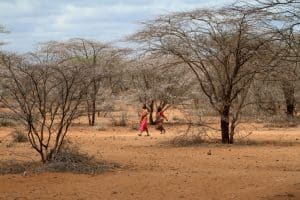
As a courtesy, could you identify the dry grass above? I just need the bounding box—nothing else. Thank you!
[0,113,21,127]
[0,118,16,127]
[43,142,120,174]
[111,113,128,127]
[168,133,204,147]
[0,161,36,175]
[93,125,107,132]
[264,116,300,128]
[11,129,28,143]
[130,123,139,131]
[234,139,298,147]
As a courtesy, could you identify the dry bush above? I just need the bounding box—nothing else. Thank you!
[40,142,120,174]
[168,126,207,146]
[130,123,139,131]
[0,142,120,175]
[264,115,300,128]
[0,161,35,175]
[172,115,180,122]
[11,129,28,143]
[93,125,107,132]
[111,113,128,127]
[170,115,187,124]
[169,133,204,147]
[0,113,20,127]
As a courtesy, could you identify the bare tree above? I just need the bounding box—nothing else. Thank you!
[47,38,127,126]
[240,0,300,116]
[128,55,193,124]
[0,44,93,163]
[277,29,300,117]
[248,0,300,22]
[129,7,278,143]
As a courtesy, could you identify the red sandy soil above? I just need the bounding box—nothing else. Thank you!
[0,122,300,200]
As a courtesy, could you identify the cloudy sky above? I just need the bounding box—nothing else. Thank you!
[0,0,236,53]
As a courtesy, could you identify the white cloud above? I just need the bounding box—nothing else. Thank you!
[0,0,237,52]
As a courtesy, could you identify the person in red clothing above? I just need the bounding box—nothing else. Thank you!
[138,104,150,136]
[155,106,168,134]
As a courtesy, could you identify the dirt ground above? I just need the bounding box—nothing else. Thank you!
[0,120,300,200]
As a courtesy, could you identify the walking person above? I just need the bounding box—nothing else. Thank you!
[155,106,168,134]
[138,104,150,136]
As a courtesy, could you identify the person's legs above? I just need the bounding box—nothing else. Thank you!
[158,124,164,134]
[145,127,150,136]
[145,130,150,136]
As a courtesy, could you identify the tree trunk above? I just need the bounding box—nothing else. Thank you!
[91,97,96,126]
[87,101,92,126]
[41,151,47,163]
[220,106,230,144]
[149,100,155,125]
[282,80,295,117]
[229,119,236,144]
[286,103,295,117]
[90,81,98,126]
[87,100,96,126]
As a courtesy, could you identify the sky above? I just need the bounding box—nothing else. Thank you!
[0,0,236,53]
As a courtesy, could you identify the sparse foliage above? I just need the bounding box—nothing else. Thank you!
[129,7,278,143]
[127,55,195,124]
[0,45,94,163]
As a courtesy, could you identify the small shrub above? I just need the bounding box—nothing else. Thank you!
[41,143,120,174]
[264,115,300,128]
[0,161,32,175]
[131,124,139,131]
[169,133,204,146]
[0,113,21,127]
[172,115,180,121]
[112,113,128,127]
[6,143,15,148]
[94,125,107,132]
[11,129,28,143]
[0,143,121,175]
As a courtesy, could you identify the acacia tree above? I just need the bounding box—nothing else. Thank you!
[281,31,300,116]
[50,38,127,126]
[248,39,299,117]
[243,0,300,116]
[274,26,300,117]
[128,56,193,124]
[270,35,300,117]
[130,7,277,143]
[247,0,300,22]
[0,43,93,163]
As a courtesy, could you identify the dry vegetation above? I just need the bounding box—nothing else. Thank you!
[0,0,299,199]
[0,140,120,175]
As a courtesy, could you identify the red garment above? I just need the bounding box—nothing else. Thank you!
[156,111,165,124]
[139,117,148,132]
[139,109,148,132]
